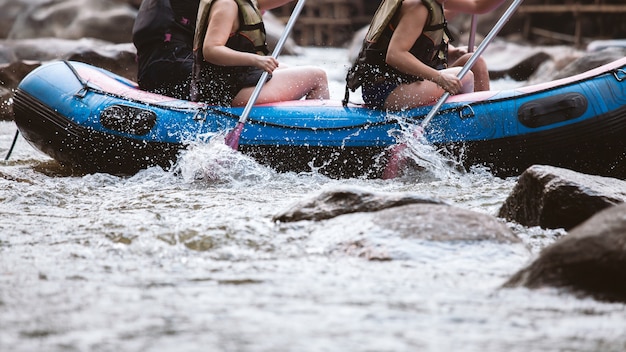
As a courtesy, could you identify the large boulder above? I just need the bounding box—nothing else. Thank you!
[7,0,137,44]
[0,61,41,120]
[273,186,446,222]
[0,0,48,39]
[274,187,520,244]
[498,165,626,230]
[503,202,626,303]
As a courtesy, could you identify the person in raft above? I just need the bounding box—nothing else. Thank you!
[343,0,507,111]
[190,0,330,106]
[132,0,201,100]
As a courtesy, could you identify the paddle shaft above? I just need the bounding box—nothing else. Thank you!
[421,0,524,128]
[236,0,306,124]
[468,15,478,53]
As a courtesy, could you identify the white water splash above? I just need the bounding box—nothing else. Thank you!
[171,134,276,185]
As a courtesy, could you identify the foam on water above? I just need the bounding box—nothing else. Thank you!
[2,46,626,352]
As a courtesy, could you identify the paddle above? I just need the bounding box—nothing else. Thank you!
[468,15,478,53]
[224,0,307,150]
[382,0,524,178]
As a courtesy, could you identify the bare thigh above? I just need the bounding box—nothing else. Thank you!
[232,66,328,106]
[384,67,474,111]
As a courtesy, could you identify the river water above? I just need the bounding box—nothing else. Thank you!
[1,47,625,352]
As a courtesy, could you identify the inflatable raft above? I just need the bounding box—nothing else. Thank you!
[12,58,626,178]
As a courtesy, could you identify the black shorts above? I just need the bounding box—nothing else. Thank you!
[137,44,193,100]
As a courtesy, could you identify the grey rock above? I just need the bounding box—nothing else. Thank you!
[498,165,626,230]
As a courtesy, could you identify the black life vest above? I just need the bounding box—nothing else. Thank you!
[343,0,453,106]
[193,0,268,56]
[132,0,199,50]
[190,0,269,104]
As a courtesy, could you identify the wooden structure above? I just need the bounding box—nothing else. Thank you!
[271,0,626,48]
[517,0,626,47]
[273,0,373,47]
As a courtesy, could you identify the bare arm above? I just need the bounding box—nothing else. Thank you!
[202,0,278,72]
[386,0,462,94]
[257,0,294,11]
[386,0,442,82]
[439,0,507,15]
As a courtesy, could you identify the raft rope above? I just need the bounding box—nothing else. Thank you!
[4,130,19,161]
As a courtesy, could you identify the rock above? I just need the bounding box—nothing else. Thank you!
[273,186,446,222]
[66,43,137,81]
[0,61,41,120]
[503,202,626,303]
[7,0,138,44]
[0,38,120,64]
[498,165,626,230]
[0,0,48,39]
[346,26,367,64]
[551,47,626,80]
[264,11,302,56]
[373,203,519,243]
[489,51,552,81]
[587,39,626,52]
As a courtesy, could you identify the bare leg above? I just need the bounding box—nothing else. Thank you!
[384,67,474,111]
[451,53,490,91]
[232,66,329,106]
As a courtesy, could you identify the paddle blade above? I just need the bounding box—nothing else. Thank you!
[224,122,244,150]
[382,143,407,179]
[381,126,424,179]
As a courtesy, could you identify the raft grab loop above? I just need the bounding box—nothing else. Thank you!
[459,104,475,119]
[613,68,626,82]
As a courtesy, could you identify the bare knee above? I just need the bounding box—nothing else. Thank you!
[306,68,329,99]
[471,57,490,91]
[460,70,475,94]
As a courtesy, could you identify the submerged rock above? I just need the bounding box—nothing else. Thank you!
[273,186,445,222]
[274,187,520,244]
[372,203,519,243]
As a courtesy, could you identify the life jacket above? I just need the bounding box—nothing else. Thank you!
[132,0,199,50]
[343,0,453,106]
[193,0,268,56]
[190,0,269,104]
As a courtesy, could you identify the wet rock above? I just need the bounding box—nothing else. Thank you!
[503,202,626,303]
[0,61,41,120]
[65,43,138,81]
[264,11,302,56]
[489,51,552,81]
[373,203,519,243]
[7,0,138,44]
[272,187,446,222]
[0,0,47,39]
[550,47,626,80]
[274,187,519,243]
[587,39,626,52]
[0,38,120,64]
[498,165,626,230]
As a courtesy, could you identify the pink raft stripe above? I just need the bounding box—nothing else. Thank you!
[73,56,626,110]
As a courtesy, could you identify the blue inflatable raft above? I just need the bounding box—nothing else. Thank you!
[12,58,626,178]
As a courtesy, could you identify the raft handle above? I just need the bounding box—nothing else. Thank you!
[613,68,626,82]
[459,105,475,119]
